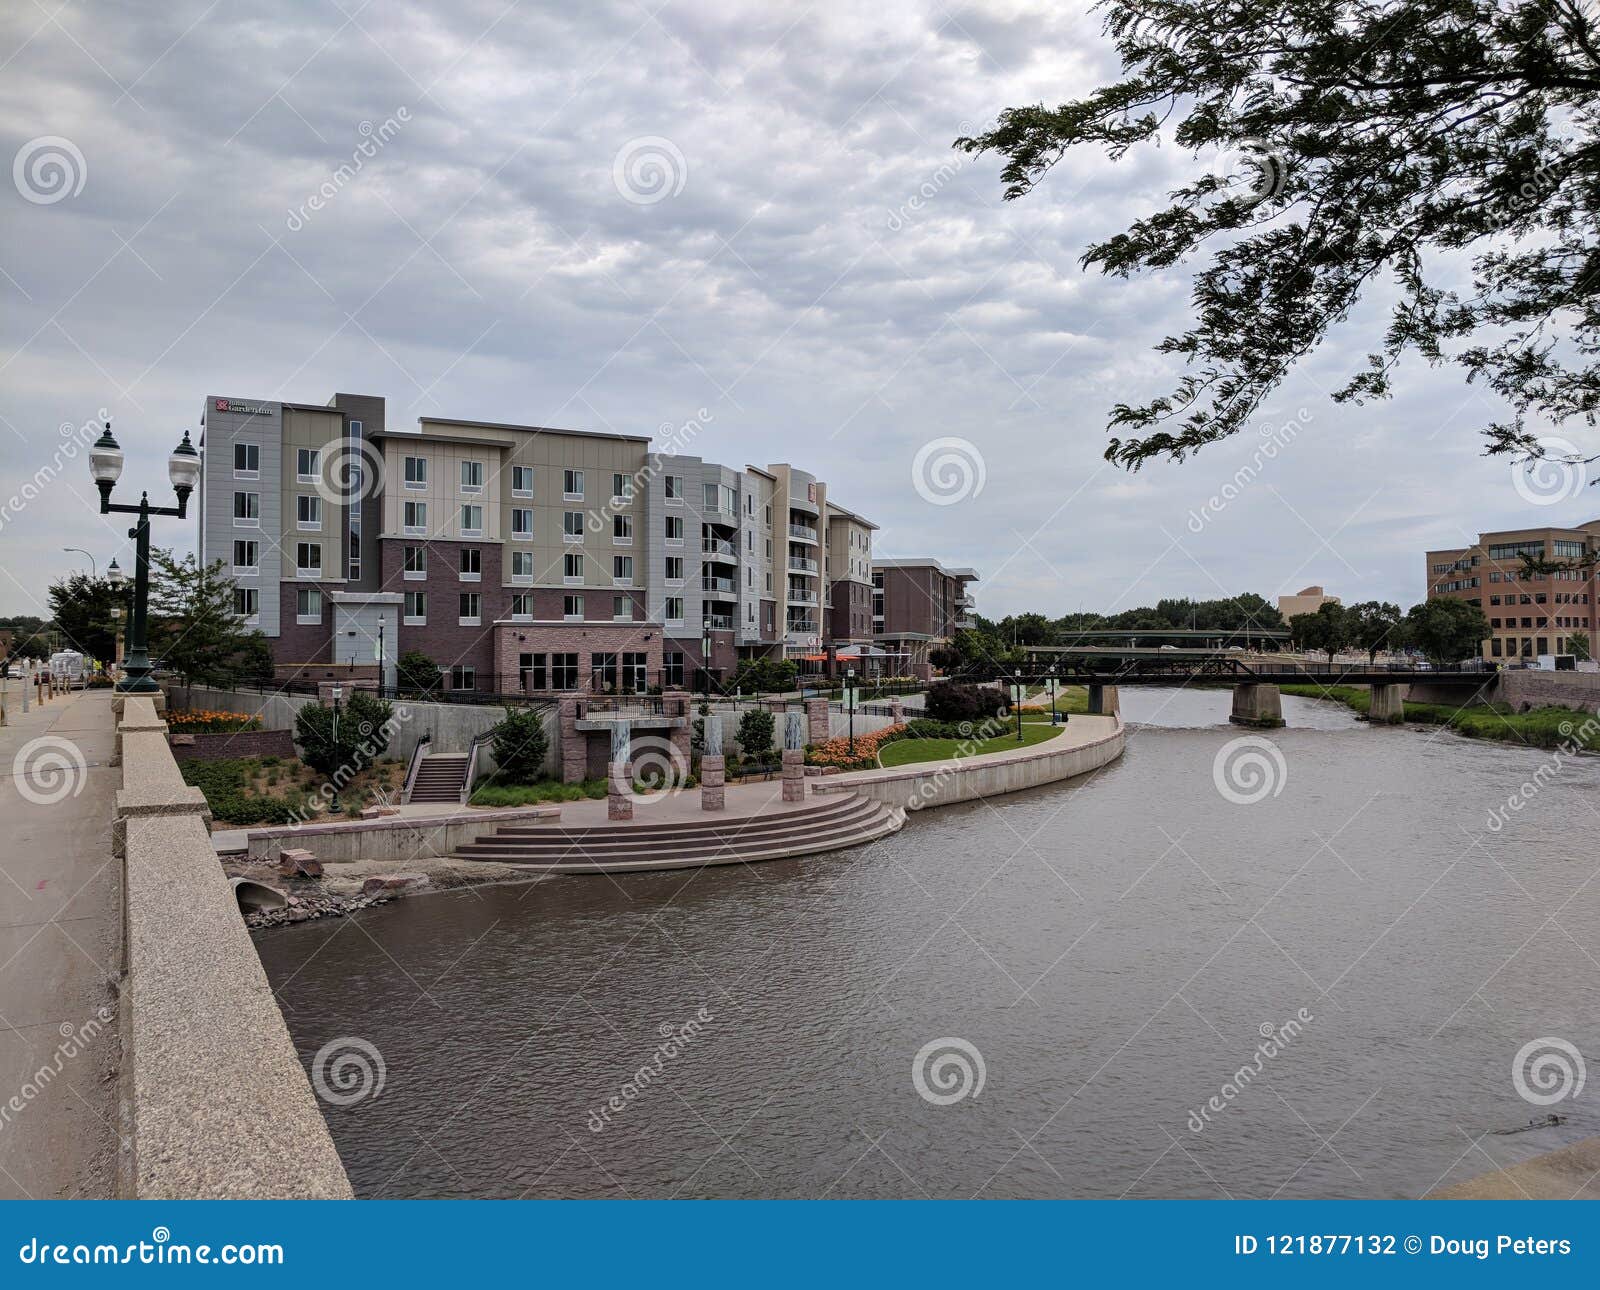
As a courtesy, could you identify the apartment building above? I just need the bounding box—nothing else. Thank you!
[871,558,979,677]
[1425,520,1600,661]
[197,392,914,691]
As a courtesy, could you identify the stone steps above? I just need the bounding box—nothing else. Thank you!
[454,794,903,871]
[407,754,469,803]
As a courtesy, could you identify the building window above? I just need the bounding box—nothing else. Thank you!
[511,550,534,579]
[611,472,633,501]
[563,511,584,543]
[450,665,476,691]
[512,465,533,495]
[459,547,481,580]
[613,595,632,622]
[294,495,319,530]
[404,456,427,489]
[512,507,533,538]
[703,483,719,509]
[404,591,427,624]
[403,545,426,579]
[665,474,682,501]
[511,593,534,619]
[613,555,633,584]
[296,587,322,623]
[233,442,259,477]
[296,447,320,482]
[458,592,480,625]
[232,540,259,571]
[295,542,322,577]
[665,596,684,624]
[551,652,578,689]
[665,557,684,583]
[563,552,583,583]
[563,469,584,499]
[519,652,548,691]
[461,460,484,492]
[233,491,260,525]
[665,515,683,544]
[461,504,483,537]
[404,500,427,533]
[563,594,583,620]
[613,514,633,544]
[232,587,259,618]
[664,651,684,687]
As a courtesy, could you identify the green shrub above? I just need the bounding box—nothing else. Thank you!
[488,706,550,785]
[925,681,1007,724]
[735,707,775,756]
[294,690,395,778]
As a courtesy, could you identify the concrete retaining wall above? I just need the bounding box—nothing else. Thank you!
[242,805,565,865]
[114,698,352,1199]
[825,715,1125,811]
[168,728,297,762]
[1492,669,1600,715]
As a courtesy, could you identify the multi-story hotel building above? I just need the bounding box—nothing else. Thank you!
[1425,519,1600,661]
[871,557,979,677]
[196,393,939,691]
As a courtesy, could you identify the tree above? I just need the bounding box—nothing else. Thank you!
[396,649,442,695]
[294,690,395,779]
[148,550,273,698]
[958,2,1600,475]
[1403,598,1490,666]
[487,706,550,784]
[46,572,121,663]
[735,707,775,759]
[1347,601,1404,664]
[1289,601,1349,662]
[1567,629,1590,661]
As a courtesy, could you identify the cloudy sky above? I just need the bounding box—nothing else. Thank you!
[1,0,1593,623]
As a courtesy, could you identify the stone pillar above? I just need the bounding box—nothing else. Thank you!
[664,689,693,770]
[1087,684,1121,716]
[1230,683,1285,728]
[559,693,586,784]
[1368,683,1405,725]
[890,700,904,722]
[805,697,829,744]
[607,762,634,820]
[782,710,806,802]
[700,721,725,811]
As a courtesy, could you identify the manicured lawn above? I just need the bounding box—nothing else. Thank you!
[1278,684,1600,750]
[470,779,610,806]
[877,721,1064,768]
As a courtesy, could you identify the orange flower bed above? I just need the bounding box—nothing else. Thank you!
[167,709,262,734]
[806,723,907,770]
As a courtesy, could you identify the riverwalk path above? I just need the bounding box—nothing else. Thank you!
[0,683,121,1198]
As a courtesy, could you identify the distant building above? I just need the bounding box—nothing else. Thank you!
[1425,520,1600,661]
[872,558,978,679]
[1277,585,1339,621]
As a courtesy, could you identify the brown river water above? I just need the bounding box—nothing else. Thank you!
[255,688,1600,1198]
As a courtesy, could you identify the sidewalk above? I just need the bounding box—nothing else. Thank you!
[0,684,122,1198]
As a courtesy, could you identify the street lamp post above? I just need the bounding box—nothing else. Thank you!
[846,666,856,758]
[62,547,96,577]
[89,421,200,695]
[329,684,344,812]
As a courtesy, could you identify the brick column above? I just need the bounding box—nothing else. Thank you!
[781,748,806,802]
[559,693,586,784]
[663,689,693,770]
[890,700,904,722]
[700,755,725,810]
[805,697,829,744]
[607,763,634,821]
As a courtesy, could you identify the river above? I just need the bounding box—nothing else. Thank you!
[256,687,1600,1198]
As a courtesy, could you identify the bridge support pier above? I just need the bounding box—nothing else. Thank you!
[1230,683,1284,728]
[1368,683,1405,725]
[1087,684,1120,717]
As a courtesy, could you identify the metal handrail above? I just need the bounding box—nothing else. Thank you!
[401,733,431,804]
[460,730,496,805]
[788,524,818,542]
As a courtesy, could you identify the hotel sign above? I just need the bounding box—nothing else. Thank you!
[214,398,273,416]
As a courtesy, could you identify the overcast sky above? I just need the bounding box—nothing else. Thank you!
[2,0,1595,624]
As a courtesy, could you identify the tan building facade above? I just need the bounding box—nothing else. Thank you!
[1276,585,1339,621]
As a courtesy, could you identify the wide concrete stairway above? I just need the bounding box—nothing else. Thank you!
[454,792,904,872]
[407,753,470,803]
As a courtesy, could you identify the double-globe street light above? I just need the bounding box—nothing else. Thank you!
[88,421,201,694]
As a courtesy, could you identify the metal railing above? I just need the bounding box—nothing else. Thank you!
[702,576,736,594]
[703,616,735,631]
[401,733,431,804]
[786,618,818,633]
[788,524,818,542]
[461,730,496,804]
[702,538,736,558]
[787,557,818,573]
[787,589,818,604]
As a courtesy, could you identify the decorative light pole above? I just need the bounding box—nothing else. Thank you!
[329,684,344,812]
[89,421,200,694]
[107,558,125,676]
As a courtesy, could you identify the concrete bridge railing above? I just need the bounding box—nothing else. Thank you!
[113,695,352,1199]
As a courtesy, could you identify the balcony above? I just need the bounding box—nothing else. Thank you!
[703,615,735,632]
[702,537,737,562]
[702,576,736,595]
[788,524,818,544]
[786,618,818,634]
[787,588,818,605]
[788,556,818,574]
